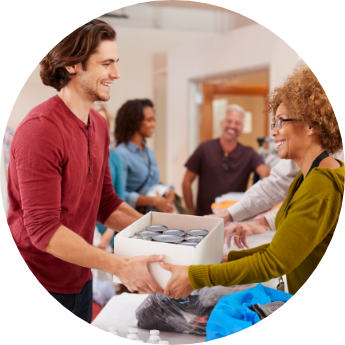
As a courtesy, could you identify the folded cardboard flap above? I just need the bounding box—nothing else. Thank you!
[113,212,224,289]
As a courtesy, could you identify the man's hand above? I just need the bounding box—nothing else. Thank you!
[116,254,165,295]
[224,218,270,249]
[205,210,233,223]
[160,263,193,299]
[154,192,174,213]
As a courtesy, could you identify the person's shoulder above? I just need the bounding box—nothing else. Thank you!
[114,142,128,155]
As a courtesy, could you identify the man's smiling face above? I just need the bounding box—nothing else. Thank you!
[74,40,120,102]
[220,110,244,142]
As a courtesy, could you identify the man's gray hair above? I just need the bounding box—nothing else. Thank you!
[224,104,246,120]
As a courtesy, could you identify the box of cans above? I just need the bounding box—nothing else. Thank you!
[113,212,224,289]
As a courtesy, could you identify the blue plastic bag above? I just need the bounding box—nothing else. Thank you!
[206,284,292,341]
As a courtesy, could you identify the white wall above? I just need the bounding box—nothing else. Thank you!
[8,26,212,151]
[166,23,299,195]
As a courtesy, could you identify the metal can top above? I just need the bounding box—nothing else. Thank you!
[179,242,198,246]
[141,236,152,241]
[153,234,184,243]
[186,229,209,237]
[145,225,168,232]
[163,229,185,237]
[184,236,203,243]
[138,230,159,238]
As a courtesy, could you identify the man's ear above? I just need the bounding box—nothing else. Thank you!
[65,65,77,75]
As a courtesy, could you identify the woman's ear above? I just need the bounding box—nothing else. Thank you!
[308,127,314,135]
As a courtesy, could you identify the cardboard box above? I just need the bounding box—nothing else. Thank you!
[113,212,224,289]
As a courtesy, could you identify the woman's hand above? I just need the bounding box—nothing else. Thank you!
[160,262,193,299]
[154,192,174,213]
[165,188,175,204]
[204,210,233,223]
[224,218,270,249]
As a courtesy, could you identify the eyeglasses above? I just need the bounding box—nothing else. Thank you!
[271,118,301,130]
[222,153,229,171]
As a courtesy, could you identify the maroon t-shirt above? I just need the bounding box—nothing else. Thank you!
[185,139,264,216]
[7,95,123,294]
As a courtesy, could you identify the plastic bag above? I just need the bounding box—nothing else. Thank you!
[135,284,257,335]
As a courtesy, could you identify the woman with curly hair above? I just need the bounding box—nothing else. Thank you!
[160,66,344,299]
[114,99,175,213]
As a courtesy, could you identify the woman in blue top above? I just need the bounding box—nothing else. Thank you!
[114,99,175,213]
[93,102,125,249]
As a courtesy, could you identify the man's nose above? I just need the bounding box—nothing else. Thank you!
[110,65,121,79]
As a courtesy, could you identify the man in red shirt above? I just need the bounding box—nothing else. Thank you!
[7,19,163,322]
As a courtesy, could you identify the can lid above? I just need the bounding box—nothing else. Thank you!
[186,229,209,236]
[163,230,185,236]
[159,342,169,345]
[184,236,203,242]
[145,225,168,232]
[138,231,158,238]
[140,236,152,241]
[180,242,198,246]
[108,326,118,332]
[127,334,138,340]
[153,235,183,243]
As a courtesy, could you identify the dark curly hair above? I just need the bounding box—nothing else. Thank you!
[40,19,116,91]
[268,66,342,153]
[115,99,154,146]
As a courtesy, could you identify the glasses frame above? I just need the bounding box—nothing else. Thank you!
[222,153,230,171]
[271,118,301,131]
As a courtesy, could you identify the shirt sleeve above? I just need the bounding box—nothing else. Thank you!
[227,159,299,221]
[264,208,280,231]
[188,196,337,290]
[12,118,64,252]
[185,144,203,175]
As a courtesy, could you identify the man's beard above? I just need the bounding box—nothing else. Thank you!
[79,75,110,102]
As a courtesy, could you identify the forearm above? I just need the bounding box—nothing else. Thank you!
[182,182,194,212]
[46,225,124,275]
[104,202,142,232]
[136,195,156,207]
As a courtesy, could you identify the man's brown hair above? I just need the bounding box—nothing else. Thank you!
[40,19,116,91]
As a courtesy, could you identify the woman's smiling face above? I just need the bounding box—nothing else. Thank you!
[271,103,309,160]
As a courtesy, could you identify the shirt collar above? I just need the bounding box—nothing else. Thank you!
[127,141,146,153]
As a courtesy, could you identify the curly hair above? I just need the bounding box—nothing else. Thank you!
[40,19,116,91]
[115,99,154,146]
[268,66,342,153]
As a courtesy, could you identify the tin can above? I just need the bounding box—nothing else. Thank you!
[163,229,185,237]
[138,231,159,238]
[152,234,184,244]
[179,242,198,246]
[186,229,209,237]
[184,236,203,243]
[140,236,152,241]
[145,225,168,232]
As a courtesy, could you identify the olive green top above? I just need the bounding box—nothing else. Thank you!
[188,160,344,295]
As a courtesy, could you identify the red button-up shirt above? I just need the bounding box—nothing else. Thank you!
[7,95,123,293]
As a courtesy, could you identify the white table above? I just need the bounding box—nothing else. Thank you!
[92,293,206,344]
[92,230,281,344]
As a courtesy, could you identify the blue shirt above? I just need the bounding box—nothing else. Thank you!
[96,150,125,246]
[115,141,159,208]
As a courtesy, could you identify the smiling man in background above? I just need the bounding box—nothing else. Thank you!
[182,104,270,216]
[7,19,163,323]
